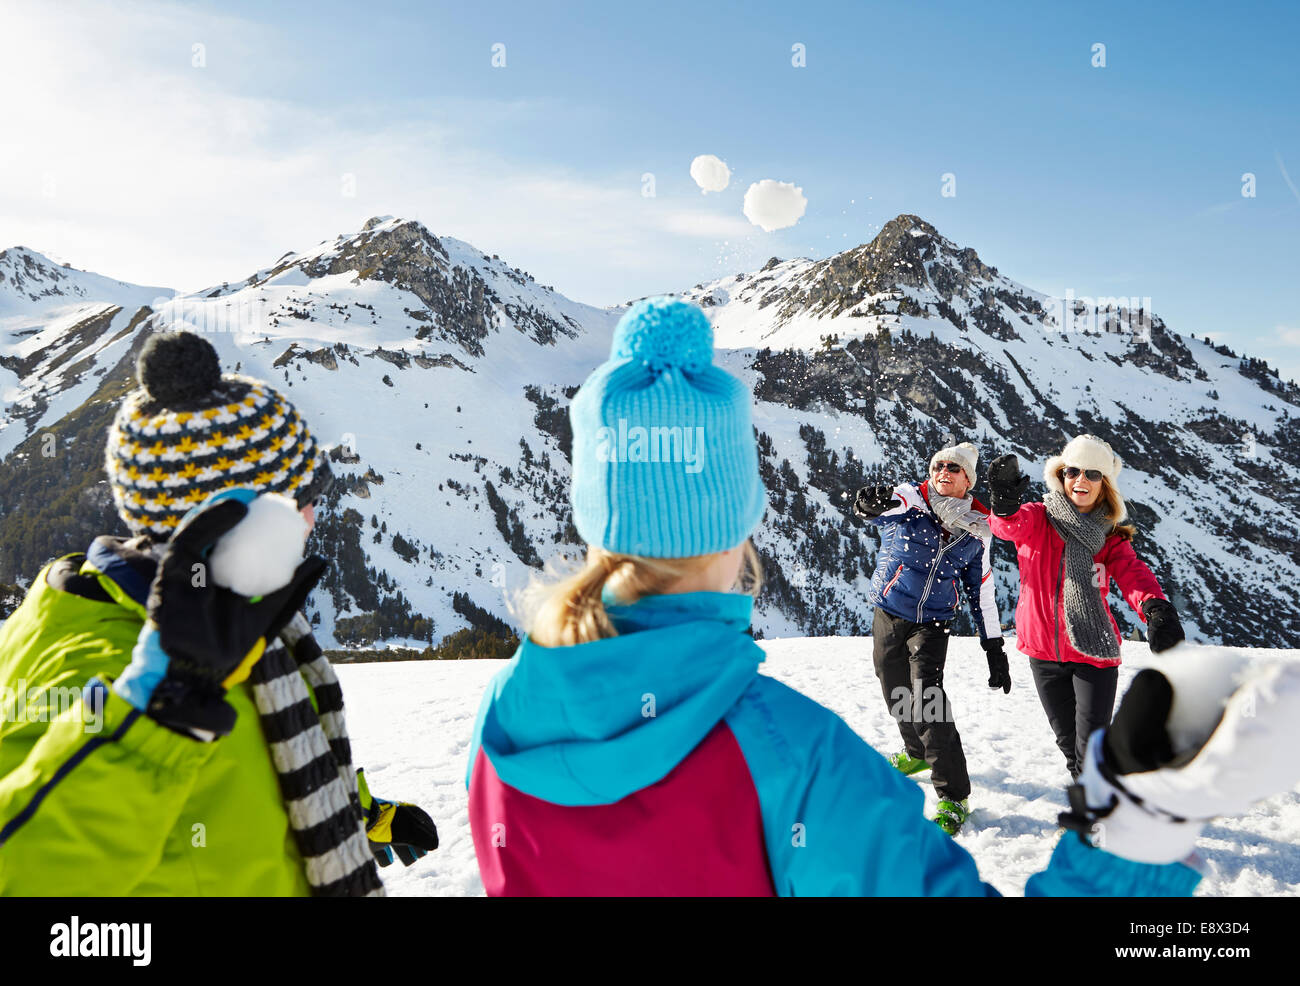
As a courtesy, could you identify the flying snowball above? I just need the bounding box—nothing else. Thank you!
[690,154,731,193]
[208,492,310,598]
[743,180,807,232]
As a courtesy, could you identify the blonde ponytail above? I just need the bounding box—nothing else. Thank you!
[517,541,764,648]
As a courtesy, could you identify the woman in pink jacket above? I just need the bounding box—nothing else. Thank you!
[985,435,1185,778]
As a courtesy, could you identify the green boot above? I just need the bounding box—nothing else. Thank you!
[934,798,971,836]
[888,751,930,776]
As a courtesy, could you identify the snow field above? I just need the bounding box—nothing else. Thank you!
[337,636,1300,897]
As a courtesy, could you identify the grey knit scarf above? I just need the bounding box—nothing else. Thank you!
[248,612,385,897]
[928,491,991,540]
[1044,491,1118,660]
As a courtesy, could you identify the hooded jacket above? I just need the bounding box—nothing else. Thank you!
[466,589,1198,896]
[0,538,314,895]
[862,480,1002,638]
[990,502,1166,668]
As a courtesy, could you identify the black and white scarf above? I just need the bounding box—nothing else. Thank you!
[1044,490,1119,660]
[96,535,382,896]
[248,612,384,897]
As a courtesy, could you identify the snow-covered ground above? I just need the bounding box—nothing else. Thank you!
[338,636,1300,897]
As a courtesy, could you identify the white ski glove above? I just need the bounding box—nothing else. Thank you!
[1062,643,1300,865]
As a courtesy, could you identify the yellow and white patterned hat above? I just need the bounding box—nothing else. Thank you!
[105,332,332,537]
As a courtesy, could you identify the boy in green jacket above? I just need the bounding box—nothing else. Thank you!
[0,332,436,896]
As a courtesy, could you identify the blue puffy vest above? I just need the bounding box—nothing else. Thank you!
[864,480,994,634]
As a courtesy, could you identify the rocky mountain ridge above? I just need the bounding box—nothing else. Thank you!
[1,215,1295,648]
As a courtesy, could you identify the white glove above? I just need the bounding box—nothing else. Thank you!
[1064,643,1300,865]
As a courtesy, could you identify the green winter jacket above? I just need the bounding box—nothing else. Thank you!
[0,546,312,896]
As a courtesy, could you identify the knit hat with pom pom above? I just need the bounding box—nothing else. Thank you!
[105,332,332,537]
[569,296,767,558]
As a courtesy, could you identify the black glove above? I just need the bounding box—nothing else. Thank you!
[1141,598,1185,653]
[987,453,1030,517]
[982,638,1011,693]
[141,498,328,737]
[853,484,898,519]
[357,769,440,867]
[1103,669,1178,773]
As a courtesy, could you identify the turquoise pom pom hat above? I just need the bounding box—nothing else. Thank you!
[569,296,767,558]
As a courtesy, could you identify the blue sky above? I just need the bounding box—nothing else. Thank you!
[2,0,1297,378]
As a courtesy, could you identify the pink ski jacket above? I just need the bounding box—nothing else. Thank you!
[989,502,1166,668]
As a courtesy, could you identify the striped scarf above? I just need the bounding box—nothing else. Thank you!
[249,612,385,897]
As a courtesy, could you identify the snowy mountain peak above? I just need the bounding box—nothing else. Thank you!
[747,212,1004,324]
[0,247,167,318]
[3,214,1298,655]
[162,215,609,361]
[694,214,1188,372]
[0,246,71,297]
[851,213,999,289]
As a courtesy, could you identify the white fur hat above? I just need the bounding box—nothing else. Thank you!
[1044,434,1127,522]
[930,441,979,488]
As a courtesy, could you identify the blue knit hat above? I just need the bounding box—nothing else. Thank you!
[569,296,767,558]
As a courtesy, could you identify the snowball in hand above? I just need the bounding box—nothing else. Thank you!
[743,179,807,231]
[208,493,310,597]
[690,154,731,193]
[1151,644,1252,755]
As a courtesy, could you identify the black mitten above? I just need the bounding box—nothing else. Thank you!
[1141,598,1186,653]
[853,484,898,519]
[139,498,327,737]
[982,638,1011,694]
[987,454,1030,517]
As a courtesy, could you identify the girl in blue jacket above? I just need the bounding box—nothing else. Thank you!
[465,296,1273,897]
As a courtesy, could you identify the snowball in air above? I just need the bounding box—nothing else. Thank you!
[690,155,731,193]
[743,180,807,231]
[208,493,310,598]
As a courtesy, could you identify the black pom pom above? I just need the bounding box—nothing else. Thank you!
[137,332,222,406]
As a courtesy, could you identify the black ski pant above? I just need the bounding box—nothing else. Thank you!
[1029,658,1119,779]
[871,607,970,802]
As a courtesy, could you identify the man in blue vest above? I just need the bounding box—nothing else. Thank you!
[854,442,1009,835]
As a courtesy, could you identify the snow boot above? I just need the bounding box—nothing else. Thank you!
[934,798,971,836]
[889,751,930,776]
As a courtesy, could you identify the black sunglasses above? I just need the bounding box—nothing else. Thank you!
[1062,467,1103,482]
[931,461,964,474]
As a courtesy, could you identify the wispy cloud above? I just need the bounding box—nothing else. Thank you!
[1194,200,1241,219]
[1277,153,1300,209]
[654,211,758,239]
[0,0,762,305]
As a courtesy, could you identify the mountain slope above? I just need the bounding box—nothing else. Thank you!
[0,219,616,643]
[1,215,1296,649]
[0,247,171,460]
[686,216,1300,646]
